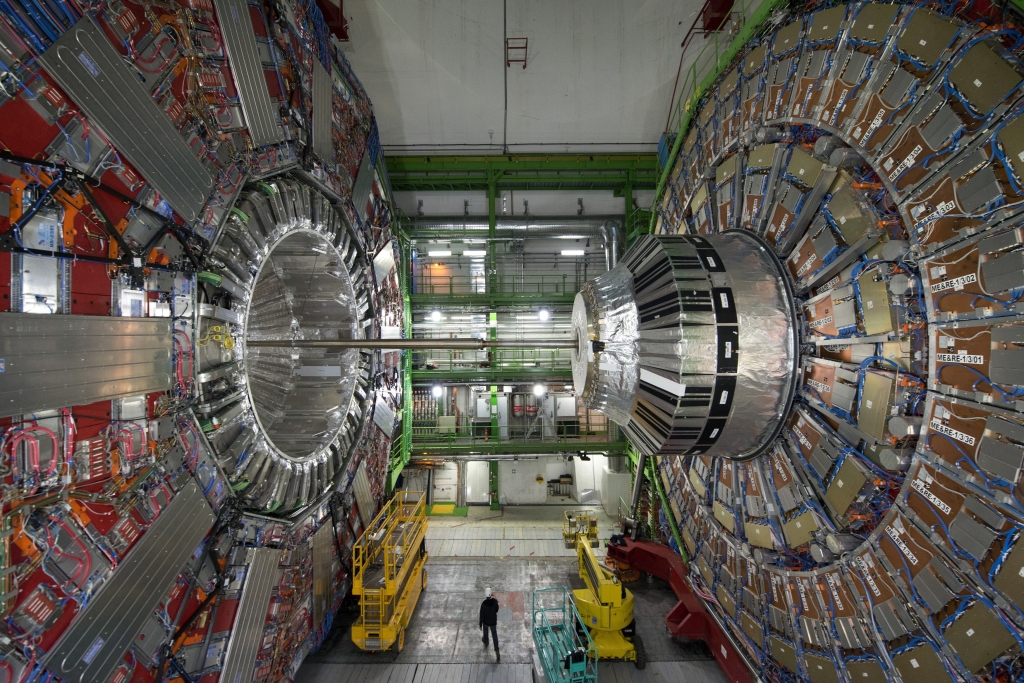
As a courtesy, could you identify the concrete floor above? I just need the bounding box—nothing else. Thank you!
[424,505,619,559]
[296,506,726,683]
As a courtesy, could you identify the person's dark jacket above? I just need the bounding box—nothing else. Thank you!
[479,597,500,626]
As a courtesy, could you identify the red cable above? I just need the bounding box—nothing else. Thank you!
[56,519,92,583]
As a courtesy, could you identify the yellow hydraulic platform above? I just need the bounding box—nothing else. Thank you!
[568,521,646,668]
[351,491,428,652]
[562,510,600,549]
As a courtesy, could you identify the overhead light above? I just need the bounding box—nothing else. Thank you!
[561,249,585,256]
[432,385,443,398]
[428,250,451,257]
[533,384,546,397]
[538,308,550,321]
[463,250,486,257]
[431,310,441,322]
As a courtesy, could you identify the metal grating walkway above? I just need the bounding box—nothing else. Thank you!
[297,660,728,683]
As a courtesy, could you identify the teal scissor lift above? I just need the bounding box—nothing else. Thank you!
[532,587,598,683]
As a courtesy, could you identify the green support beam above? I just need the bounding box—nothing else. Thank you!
[410,293,576,308]
[411,368,572,383]
[387,154,658,193]
[489,461,500,510]
[410,441,628,456]
[388,233,415,492]
[648,453,687,563]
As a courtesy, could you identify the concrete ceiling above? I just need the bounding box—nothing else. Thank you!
[339,0,704,153]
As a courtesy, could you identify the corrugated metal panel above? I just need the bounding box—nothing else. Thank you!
[220,547,280,683]
[42,481,215,683]
[0,313,172,418]
[351,148,374,221]
[312,60,333,163]
[214,0,283,147]
[312,523,332,627]
[353,460,376,528]
[38,16,214,223]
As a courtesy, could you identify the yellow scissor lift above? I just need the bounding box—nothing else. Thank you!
[351,491,428,652]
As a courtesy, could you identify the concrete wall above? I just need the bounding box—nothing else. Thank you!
[466,461,490,504]
[600,465,632,518]
[573,457,597,501]
[497,460,548,504]
[408,457,612,506]
[341,0,708,154]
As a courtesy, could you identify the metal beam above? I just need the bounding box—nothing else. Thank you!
[388,154,657,173]
[247,338,575,350]
[387,154,658,193]
[410,367,572,383]
[410,293,576,308]
[409,441,628,456]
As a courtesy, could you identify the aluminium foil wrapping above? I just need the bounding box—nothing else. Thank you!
[573,232,797,459]
[574,263,638,426]
[706,231,798,458]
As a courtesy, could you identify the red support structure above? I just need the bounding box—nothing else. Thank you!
[606,538,756,683]
[702,0,734,32]
[314,0,349,41]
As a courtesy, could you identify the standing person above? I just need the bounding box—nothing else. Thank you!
[479,587,500,662]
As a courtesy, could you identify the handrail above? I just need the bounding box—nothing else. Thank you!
[388,227,414,492]
[409,424,615,447]
[532,586,598,682]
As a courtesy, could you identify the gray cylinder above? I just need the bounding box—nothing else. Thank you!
[571,232,799,460]
[813,135,841,160]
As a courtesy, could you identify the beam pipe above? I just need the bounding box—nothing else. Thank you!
[246,339,577,350]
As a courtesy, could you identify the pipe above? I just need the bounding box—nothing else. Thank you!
[609,222,619,267]
[607,455,627,472]
[629,452,647,518]
[456,460,467,507]
[407,215,624,240]
[246,339,577,350]
[410,455,542,461]
[598,223,611,271]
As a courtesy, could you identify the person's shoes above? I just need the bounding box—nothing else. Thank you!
[496,651,500,663]
[482,637,487,647]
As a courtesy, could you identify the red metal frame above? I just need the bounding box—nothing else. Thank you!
[606,538,756,683]
[314,0,349,41]
[506,37,528,68]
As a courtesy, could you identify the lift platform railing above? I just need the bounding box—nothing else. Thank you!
[532,587,597,683]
